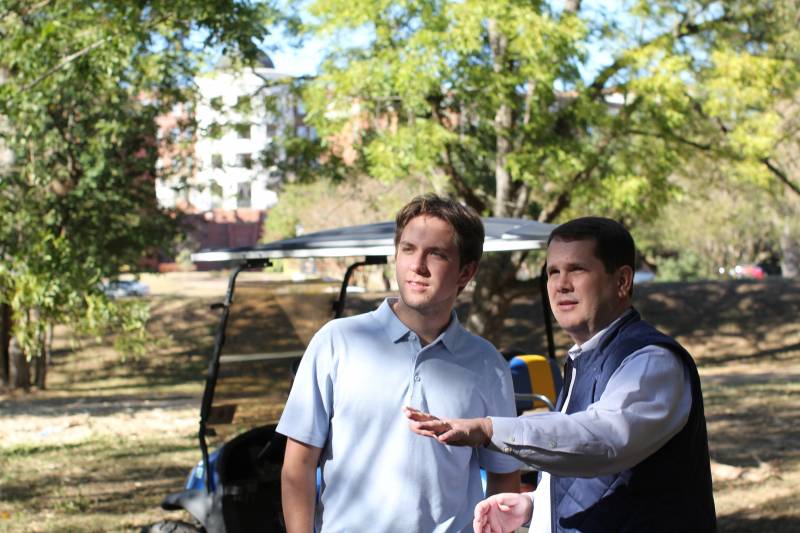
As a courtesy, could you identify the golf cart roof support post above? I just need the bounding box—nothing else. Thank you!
[332,255,388,319]
[332,260,366,319]
[198,258,271,494]
[540,263,556,361]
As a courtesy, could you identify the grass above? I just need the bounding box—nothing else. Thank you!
[0,433,199,532]
[1,273,799,531]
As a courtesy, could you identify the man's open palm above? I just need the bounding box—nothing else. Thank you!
[473,493,533,533]
[403,406,492,447]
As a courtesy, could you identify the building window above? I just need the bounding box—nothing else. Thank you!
[262,95,278,114]
[236,153,253,169]
[210,180,224,209]
[235,96,252,114]
[211,153,223,169]
[210,96,224,111]
[235,123,251,139]
[237,182,251,208]
[207,122,223,139]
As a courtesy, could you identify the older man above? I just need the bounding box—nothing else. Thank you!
[406,216,716,532]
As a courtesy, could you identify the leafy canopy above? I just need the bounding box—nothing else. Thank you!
[0,0,280,363]
[290,0,798,225]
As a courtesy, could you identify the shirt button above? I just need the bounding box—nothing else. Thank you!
[414,374,421,382]
[409,333,417,341]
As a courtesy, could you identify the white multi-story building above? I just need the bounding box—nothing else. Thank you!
[157,53,308,213]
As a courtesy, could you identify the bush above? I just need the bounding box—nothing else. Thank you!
[656,252,707,282]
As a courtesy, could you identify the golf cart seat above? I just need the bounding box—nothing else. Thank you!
[510,354,562,413]
[216,424,287,532]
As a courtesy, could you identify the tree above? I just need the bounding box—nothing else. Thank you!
[0,0,281,389]
[278,0,800,342]
[262,175,430,242]
[635,175,782,280]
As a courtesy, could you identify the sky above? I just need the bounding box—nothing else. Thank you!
[267,37,327,77]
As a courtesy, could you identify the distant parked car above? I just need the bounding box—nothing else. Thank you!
[633,270,656,284]
[102,279,150,298]
[724,264,766,280]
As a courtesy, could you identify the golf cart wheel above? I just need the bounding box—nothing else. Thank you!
[140,520,203,533]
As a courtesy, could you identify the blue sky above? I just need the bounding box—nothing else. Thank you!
[268,38,326,76]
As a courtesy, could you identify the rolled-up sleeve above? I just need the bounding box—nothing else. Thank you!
[275,326,337,448]
[489,345,691,477]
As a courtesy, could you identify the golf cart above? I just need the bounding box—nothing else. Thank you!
[143,218,561,533]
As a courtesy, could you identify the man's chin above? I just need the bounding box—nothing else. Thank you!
[397,295,429,311]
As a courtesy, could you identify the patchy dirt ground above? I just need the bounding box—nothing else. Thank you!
[0,273,798,532]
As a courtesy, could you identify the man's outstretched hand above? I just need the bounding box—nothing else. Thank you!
[403,406,493,447]
[473,493,533,533]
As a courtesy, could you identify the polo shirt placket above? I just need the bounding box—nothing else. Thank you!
[407,332,423,405]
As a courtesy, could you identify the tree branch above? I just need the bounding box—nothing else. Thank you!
[761,157,800,196]
[626,128,713,151]
[1,0,52,22]
[441,142,486,213]
[539,136,613,222]
[24,36,111,90]
[427,94,486,213]
[587,13,734,99]
[688,95,800,196]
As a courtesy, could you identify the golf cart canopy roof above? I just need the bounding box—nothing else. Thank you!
[191,217,556,263]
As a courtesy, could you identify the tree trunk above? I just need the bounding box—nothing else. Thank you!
[34,322,51,389]
[9,336,30,391]
[34,348,46,389]
[780,225,800,278]
[488,19,513,218]
[466,254,519,348]
[1,303,10,387]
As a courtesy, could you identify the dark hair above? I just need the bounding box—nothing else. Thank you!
[547,216,635,274]
[394,194,484,267]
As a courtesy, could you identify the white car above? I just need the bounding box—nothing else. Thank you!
[102,279,150,298]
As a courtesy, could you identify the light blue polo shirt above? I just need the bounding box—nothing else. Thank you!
[276,298,520,533]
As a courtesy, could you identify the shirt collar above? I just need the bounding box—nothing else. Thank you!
[374,298,462,354]
[567,307,634,360]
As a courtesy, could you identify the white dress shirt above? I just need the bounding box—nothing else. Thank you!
[488,312,692,532]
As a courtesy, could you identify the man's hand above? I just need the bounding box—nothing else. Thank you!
[403,406,493,447]
[473,493,533,533]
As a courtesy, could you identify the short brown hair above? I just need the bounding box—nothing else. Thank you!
[547,216,635,274]
[394,194,484,267]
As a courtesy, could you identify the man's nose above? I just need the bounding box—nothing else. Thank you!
[410,252,429,274]
[554,274,571,292]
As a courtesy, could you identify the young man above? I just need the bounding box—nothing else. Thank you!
[406,217,716,532]
[277,194,520,532]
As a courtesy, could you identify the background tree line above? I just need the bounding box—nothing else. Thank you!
[2,0,798,390]
[0,0,284,390]
[267,0,800,343]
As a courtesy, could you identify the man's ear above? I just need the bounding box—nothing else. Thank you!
[618,265,634,298]
[458,261,479,290]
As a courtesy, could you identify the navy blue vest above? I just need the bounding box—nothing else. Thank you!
[550,309,716,532]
